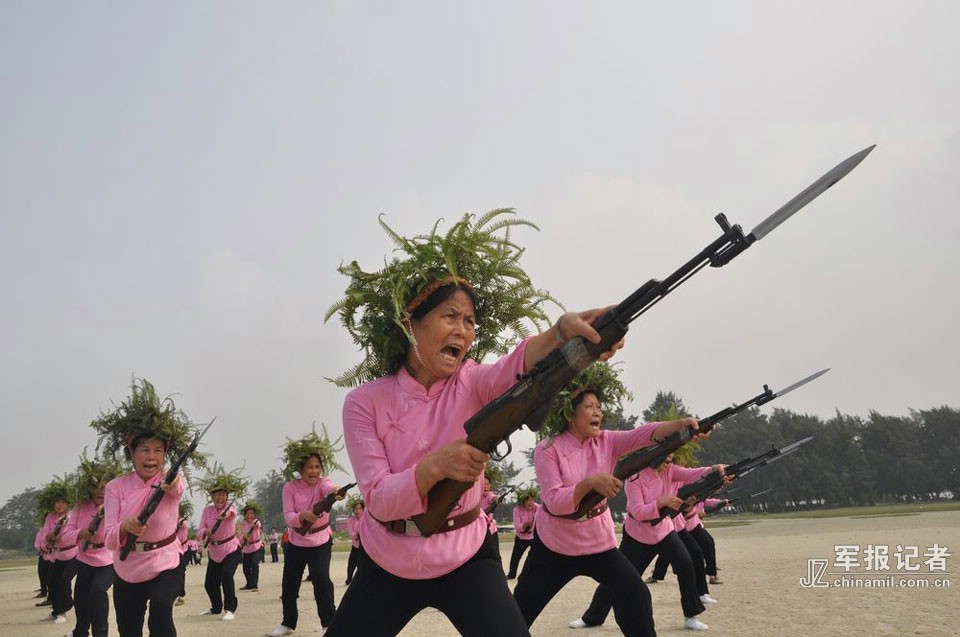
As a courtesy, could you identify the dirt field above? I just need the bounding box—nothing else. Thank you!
[3,510,956,636]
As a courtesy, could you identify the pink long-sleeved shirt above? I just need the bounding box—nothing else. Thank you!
[512,503,540,541]
[60,500,111,568]
[198,503,240,562]
[342,342,527,579]
[533,424,660,557]
[240,520,263,554]
[623,464,713,545]
[283,477,336,547]
[104,471,184,583]
[39,511,77,561]
[347,515,361,549]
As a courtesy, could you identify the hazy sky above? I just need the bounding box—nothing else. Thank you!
[2,2,958,508]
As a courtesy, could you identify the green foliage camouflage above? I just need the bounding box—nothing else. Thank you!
[89,378,208,479]
[538,362,633,440]
[240,500,263,517]
[324,209,561,387]
[281,425,345,480]
[74,450,125,502]
[35,474,76,524]
[515,484,540,505]
[345,493,364,510]
[199,461,250,500]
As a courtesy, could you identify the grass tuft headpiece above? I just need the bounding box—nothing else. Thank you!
[179,500,194,520]
[538,362,633,440]
[515,484,540,506]
[281,424,345,480]
[89,377,208,479]
[198,462,249,501]
[74,450,124,502]
[324,209,561,387]
[241,501,263,517]
[35,474,76,524]
[346,493,364,510]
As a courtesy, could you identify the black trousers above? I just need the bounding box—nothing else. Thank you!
[270,543,279,562]
[176,551,191,597]
[51,557,79,615]
[582,531,705,624]
[326,531,528,637]
[113,567,179,637]
[203,548,241,613]
[71,562,115,637]
[512,534,655,637]
[242,550,260,588]
[345,544,360,584]
[654,530,708,595]
[39,556,53,597]
[688,524,718,576]
[280,539,336,629]
[506,537,533,578]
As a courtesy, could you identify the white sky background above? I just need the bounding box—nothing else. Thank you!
[2,1,958,507]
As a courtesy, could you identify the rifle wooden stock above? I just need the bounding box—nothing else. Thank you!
[296,482,356,535]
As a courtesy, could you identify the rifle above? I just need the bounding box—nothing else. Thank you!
[242,519,261,544]
[296,482,356,535]
[649,436,814,525]
[119,419,214,561]
[562,369,827,520]
[45,514,69,552]
[202,498,236,549]
[411,146,872,536]
[80,506,105,551]
[484,485,518,515]
[703,488,773,515]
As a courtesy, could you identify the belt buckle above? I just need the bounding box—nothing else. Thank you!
[134,542,148,553]
[402,519,422,537]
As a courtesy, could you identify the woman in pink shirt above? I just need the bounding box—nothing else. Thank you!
[267,430,347,637]
[197,466,246,621]
[239,502,264,591]
[37,476,78,624]
[573,453,722,631]
[345,498,364,585]
[92,377,206,637]
[512,380,703,637]
[324,212,622,637]
[506,487,540,580]
[174,500,193,606]
[61,456,123,637]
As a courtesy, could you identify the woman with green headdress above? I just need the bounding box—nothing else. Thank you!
[264,427,346,636]
[197,463,248,621]
[238,501,264,591]
[93,378,205,637]
[36,474,78,625]
[323,211,624,637]
[506,485,540,580]
[512,363,707,637]
[60,453,124,637]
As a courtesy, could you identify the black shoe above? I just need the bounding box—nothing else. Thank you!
[36,600,52,607]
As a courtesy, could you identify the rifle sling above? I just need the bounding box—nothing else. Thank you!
[380,506,481,537]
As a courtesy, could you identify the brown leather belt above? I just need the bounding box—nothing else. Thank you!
[51,545,77,552]
[295,522,330,536]
[381,507,480,537]
[209,536,236,547]
[550,502,608,521]
[132,532,178,553]
[83,542,105,550]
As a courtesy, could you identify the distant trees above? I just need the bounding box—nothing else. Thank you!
[0,488,38,550]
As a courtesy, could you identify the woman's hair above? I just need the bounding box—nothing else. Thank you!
[299,451,325,474]
[569,388,602,413]
[409,282,479,321]
[126,434,168,460]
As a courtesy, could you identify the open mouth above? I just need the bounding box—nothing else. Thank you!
[590,418,601,429]
[441,345,462,362]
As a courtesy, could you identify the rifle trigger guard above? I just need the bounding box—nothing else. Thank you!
[489,439,512,462]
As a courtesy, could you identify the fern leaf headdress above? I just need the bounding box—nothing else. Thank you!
[324,209,561,387]
[74,450,125,502]
[241,501,263,517]
[198,462,250,499]
[281,424,345,480]
[89,378,208,479]
[515,484,540,506]
[36,474,77,522]
[538,362,633,440]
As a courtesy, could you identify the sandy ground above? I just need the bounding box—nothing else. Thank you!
[3,510,957,636]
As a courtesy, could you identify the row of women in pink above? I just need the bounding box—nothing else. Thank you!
[197,492,240,619]
[574,453,721,631]
[511,389,701,637]
[324,279,628,636]
[61,488,114,637]
[103,436,184,637]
